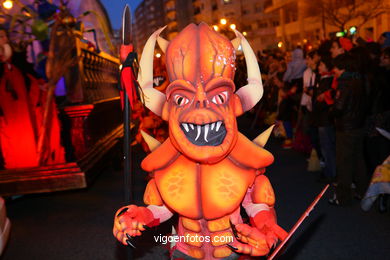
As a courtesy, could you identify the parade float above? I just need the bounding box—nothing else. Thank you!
[0,0,122,196]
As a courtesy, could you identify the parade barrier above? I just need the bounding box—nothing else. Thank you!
[0,39,123,196]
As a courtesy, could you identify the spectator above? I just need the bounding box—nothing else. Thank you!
[330,37,353,58]
[278,47,306,149]
[313,56,336,183]
[301,51,322,158]
[378,32,390,49]
[329,53,368,206]
[364,47,390,177]
[283,47,306,90]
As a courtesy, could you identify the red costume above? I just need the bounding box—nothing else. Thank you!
[0,62,38,168]
[0,43,64,169]
[114,23,287,259]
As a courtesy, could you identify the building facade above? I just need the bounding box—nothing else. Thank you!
[135,0,279,53]
[134,0,166,54]
[265,0,390,49]
[191,0,279,51]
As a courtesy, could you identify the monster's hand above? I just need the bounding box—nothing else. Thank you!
[252,210,288,246]
[229,223,271,256]
[229,211,287,256]
[113,205,159,246]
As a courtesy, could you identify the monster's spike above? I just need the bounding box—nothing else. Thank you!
[252,125,275,147]
[141,130,161,151]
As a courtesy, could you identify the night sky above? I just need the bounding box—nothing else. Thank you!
[100,0,142,29]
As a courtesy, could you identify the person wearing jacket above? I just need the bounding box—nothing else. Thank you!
[312,56,336,183]
[329,53,368,206]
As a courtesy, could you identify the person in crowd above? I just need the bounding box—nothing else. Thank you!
[312,56,336,183]
[275,68,294,147]
[300,50,322,156]
[364,46,390,176]
[277,47,306,149]
[263,57,281,115]
[330,37,353,58]
[378,32,390,49]
[283,47,306,90]
[329,53,368,206]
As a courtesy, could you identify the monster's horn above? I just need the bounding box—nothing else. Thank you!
[138,26,167,116]
[232,29,263,112]
[157,36,169,53]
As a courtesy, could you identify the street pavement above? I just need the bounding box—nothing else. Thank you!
[2,116,390,260]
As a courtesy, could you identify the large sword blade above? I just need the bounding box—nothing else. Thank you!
[122,5,132,45]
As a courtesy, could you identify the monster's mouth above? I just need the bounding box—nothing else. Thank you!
[180,121,226,146]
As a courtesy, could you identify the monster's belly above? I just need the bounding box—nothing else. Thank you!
[154,155,256,220]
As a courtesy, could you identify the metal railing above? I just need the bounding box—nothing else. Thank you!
[67,38,120,104]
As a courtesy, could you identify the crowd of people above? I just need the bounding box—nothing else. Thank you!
[254,33,390,207]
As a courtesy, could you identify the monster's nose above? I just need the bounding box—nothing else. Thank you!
[195,100,209,108]
[195,86,209,108]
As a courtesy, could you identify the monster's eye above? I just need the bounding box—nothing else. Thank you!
[174,95,189,106]
[211,91,228,105]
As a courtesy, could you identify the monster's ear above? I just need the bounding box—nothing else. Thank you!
[161,101,169,121]
[233,94,244,116]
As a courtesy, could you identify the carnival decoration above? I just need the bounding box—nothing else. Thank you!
[113,22,291,259]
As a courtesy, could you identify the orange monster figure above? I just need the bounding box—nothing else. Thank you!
[113,23,288,259]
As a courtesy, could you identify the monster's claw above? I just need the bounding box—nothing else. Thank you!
[230,220,239,239]
[143,225,150,230]
[126,239,136,248]
[117,207,129,217]
[125,233,136,248]
[227,244,238,251]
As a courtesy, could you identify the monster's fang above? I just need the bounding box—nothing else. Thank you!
[180,121,226,146]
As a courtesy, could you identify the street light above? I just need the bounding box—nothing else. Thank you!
[3,0,13,9]
[277,41,283,48]
[229,24,236,30]
[213,25,219,31]
[243,31,247,36]
[220,18,227,25]
[155,53,161,58]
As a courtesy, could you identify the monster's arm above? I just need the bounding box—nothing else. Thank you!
[143,179,174,225]
[242,174,288,241]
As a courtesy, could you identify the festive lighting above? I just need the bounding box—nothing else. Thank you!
[3,0,13,9]
[229,24,236,30]
[213,25,219,31]
[349,26,357,35]
[155,53,161,58]
[277,41,283,48]
[220,18,227,25]
[243,31,247,36]
[336,31,345,37]
[303,39,307,43]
